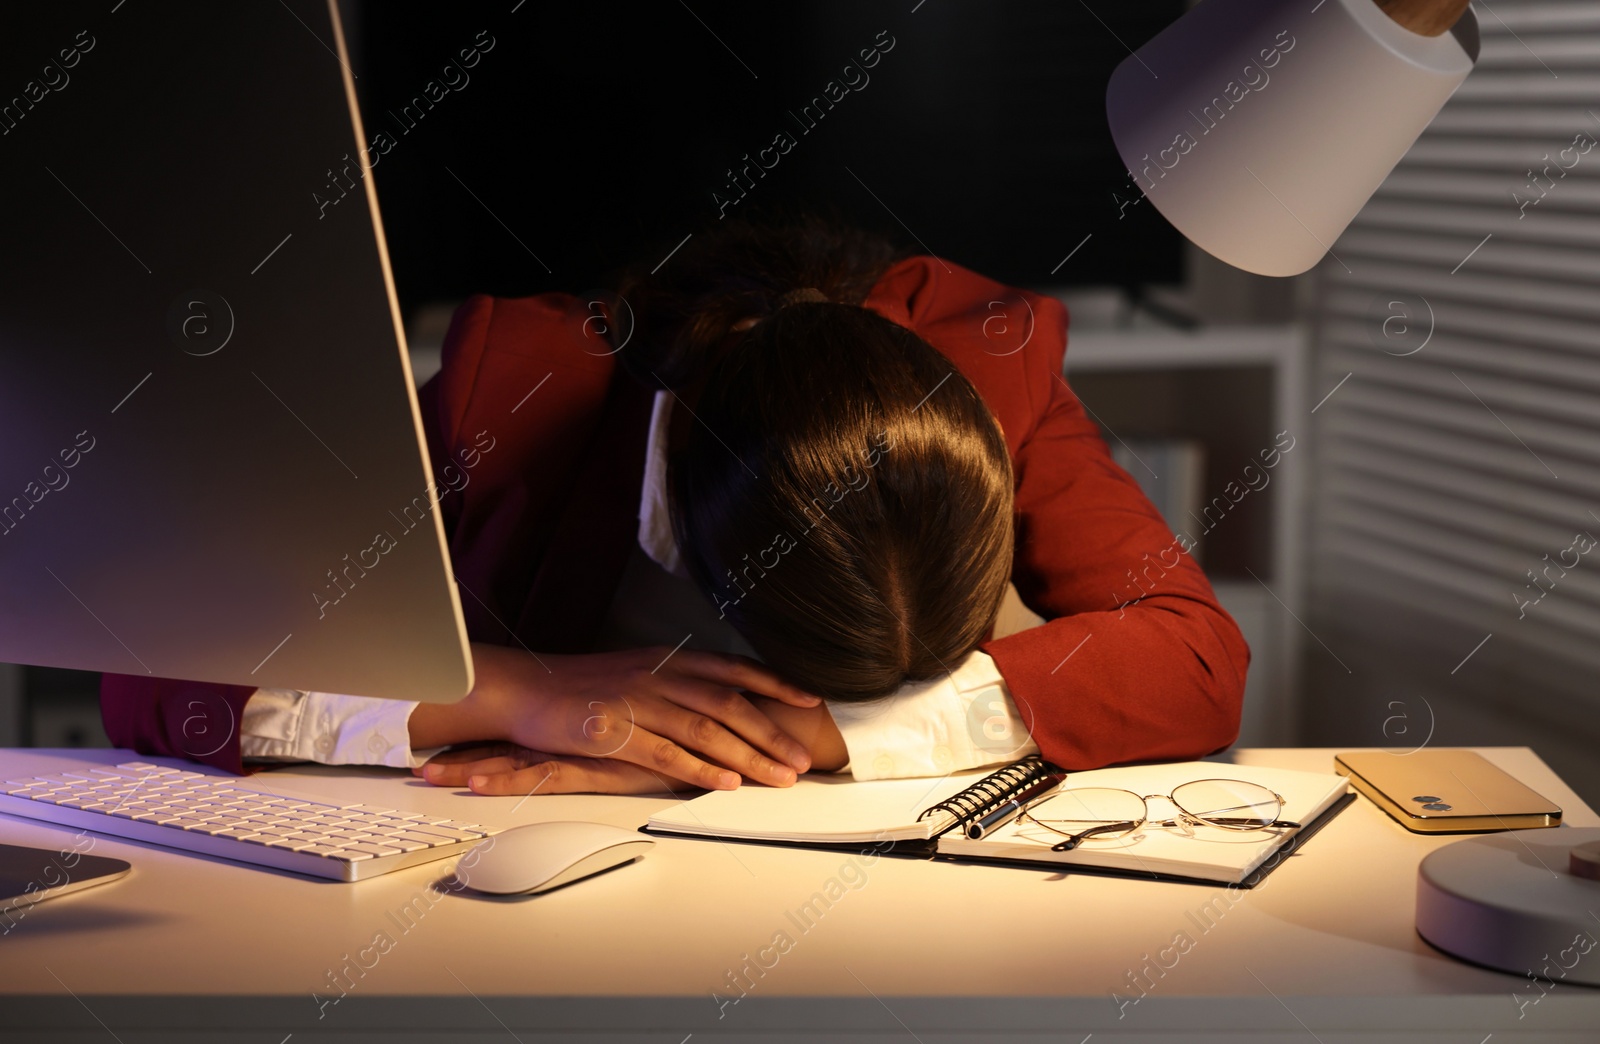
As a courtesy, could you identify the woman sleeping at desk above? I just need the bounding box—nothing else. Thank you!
[100,217,1248,795]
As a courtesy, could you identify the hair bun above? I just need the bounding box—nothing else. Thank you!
[778,287,829,309]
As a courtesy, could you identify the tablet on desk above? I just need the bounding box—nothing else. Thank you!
[0,842,131,929]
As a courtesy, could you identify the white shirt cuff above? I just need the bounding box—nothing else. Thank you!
[240,688,442,769]
[825,650,1039,781]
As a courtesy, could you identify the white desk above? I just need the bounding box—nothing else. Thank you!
[3,746,1597,1042]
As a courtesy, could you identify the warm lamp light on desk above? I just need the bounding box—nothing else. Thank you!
[1106,0,1480,277]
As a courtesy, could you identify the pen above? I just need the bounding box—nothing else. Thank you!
[965,771,1068,840]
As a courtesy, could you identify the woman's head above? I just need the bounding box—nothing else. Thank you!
[617,217,1014,702]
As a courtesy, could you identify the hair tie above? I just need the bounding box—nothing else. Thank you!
[778,287,829,309]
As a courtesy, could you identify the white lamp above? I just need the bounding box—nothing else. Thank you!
[1106,0,1480,277]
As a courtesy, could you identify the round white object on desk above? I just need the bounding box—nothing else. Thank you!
[1416,827,1600,985]
[1572,840,1600,881]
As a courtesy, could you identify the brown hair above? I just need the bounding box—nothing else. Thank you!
[616,216,1014,702]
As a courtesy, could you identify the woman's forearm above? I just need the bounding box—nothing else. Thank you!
[407,644,516,749]
[408,691,507,750]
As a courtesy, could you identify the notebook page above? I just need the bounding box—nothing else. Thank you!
[646,769,993,844]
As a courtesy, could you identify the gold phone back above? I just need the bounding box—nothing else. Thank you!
[1334,750,1562,833]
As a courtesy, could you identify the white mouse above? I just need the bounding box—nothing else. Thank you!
[454,821,654,895]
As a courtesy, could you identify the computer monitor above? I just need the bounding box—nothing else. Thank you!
[0,0,472,701]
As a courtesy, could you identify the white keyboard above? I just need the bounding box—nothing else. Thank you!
[0,761,494,882]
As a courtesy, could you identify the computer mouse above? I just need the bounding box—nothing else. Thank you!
[453,821,654,895]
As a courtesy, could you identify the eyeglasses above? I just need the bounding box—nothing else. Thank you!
[1016,779,1301,852]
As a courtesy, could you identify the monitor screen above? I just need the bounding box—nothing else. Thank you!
[0,0,472,701]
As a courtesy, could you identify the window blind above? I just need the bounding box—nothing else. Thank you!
[1310,0,1600,711]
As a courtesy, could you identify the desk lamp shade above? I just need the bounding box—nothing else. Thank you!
[1106,0,1480,277]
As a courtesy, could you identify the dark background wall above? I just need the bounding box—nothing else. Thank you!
[345,0,1184,318]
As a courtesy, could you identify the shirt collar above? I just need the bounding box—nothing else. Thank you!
[638,390,692,578]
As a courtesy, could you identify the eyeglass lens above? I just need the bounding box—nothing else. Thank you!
[1169,780,1282,830]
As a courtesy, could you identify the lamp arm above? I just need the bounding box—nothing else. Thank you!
[1375,0,1472,37]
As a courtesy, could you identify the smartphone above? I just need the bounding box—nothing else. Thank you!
[1334,750,1562,833]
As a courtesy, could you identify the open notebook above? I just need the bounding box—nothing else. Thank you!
[646,756,1352,885]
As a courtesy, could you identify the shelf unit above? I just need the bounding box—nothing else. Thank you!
[1056,306,1310,747]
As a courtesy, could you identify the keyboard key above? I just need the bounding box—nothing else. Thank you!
[302,845,345,857]
[394,832,449,848]
[252,828,298,840]
[320,809,368,822]
[328,848,374,862]
[265,837,317,851]
[379,837,429,853]
[5,783,49,795]
[435,820,488,833]
[132,811,184,824]
[402,824,484,842]
[342,842,402,858]
[157,786,207,799]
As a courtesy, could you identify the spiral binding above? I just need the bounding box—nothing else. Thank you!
[917,755,1061,834]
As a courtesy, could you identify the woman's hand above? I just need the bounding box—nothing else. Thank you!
[742,693,849,774]
[420,692,852,796]
[414,743,702,795]
[409,642,823,792]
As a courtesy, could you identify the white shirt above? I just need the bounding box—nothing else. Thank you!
[240,390,1037,780]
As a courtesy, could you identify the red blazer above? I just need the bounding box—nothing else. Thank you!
[100,257,1248,775]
